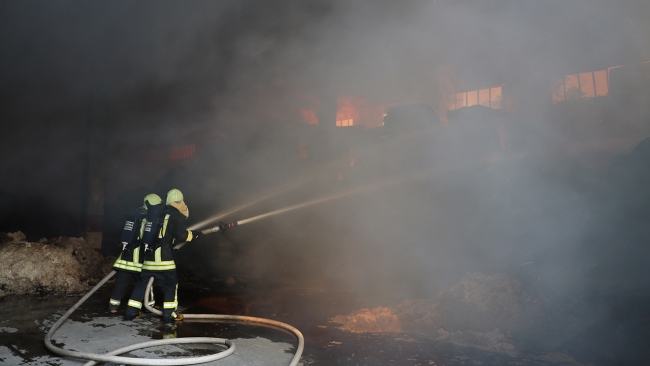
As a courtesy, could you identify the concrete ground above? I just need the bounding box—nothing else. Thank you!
[0,288,298,366]
[0,271,584,366]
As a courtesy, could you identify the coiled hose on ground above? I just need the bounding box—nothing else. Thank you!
[44,270,304,366]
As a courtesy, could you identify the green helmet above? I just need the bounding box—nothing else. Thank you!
[166,188,184,205]
[143,194,162,209]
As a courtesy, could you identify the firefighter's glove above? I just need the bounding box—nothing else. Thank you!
[191,230,203,241]
[218,221,229,232]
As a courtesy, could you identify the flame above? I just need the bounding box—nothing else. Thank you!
[337,98,361,123]
[335,96,388,129]
[300,108,318,125]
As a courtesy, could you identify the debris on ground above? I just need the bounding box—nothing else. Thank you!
[331,272,533,354]
[0,231,105,295]
[331,306,402,333]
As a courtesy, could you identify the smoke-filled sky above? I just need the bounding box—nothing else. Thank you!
[2,0,649,185]
[3,0,650,111]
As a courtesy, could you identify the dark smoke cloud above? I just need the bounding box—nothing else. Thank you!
[3,1,649,113]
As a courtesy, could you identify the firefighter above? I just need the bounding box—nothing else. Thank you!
[124,188,204,322]
[108,194,160,313]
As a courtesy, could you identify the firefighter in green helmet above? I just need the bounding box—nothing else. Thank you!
[108,194,160,313]
[124,188,203,322]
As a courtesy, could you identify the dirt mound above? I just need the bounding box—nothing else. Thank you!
[0,231,105,296]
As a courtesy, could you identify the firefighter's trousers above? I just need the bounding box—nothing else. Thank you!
[125,270,179,322]
[110,270,155,312]
[109,270,138,311]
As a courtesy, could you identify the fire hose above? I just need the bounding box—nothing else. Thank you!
[44,223,304,366]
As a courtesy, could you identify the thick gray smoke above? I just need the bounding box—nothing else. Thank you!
[2,0,650,363]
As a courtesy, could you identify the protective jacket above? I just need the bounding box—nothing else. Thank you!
[142,205,196,272]
[110,207,155,312]
[113,207,146,273]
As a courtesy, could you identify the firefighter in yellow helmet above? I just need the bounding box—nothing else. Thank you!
[124,188,203,322]
[108,194,160,313]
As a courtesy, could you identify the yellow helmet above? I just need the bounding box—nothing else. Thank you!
[166,188,184,205]
[143,193,162,209]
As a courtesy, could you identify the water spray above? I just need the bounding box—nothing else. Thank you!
[201,191,359,233]
[193,169,434,239]
[192,153,503,240]
[187,160,341,231]
[192,119,516,234]
[187,146,401,232]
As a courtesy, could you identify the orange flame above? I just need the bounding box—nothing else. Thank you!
[300,109,319,125]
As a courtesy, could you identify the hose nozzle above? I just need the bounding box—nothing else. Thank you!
[203,221,238,234]
[202,226,219,234]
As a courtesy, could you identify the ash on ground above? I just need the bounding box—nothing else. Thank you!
[0,231,107,297]
[331,272,576,356]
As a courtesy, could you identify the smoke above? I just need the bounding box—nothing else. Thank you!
[2,0,650,362]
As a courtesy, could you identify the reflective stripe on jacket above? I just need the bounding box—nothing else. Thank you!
[113,217,146,273]
[142,206,193,271]
[112,247,143,272]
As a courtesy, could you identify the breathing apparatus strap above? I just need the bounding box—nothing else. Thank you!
[142,206,165,253]
[119,207,143,251]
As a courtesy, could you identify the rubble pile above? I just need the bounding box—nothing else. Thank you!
[332,272,532,353]
[0,231,105,296]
